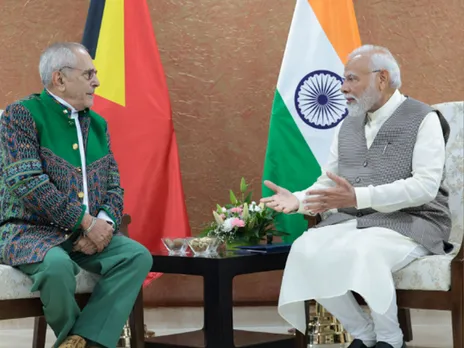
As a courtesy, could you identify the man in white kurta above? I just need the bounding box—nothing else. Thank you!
[261,45,451,348]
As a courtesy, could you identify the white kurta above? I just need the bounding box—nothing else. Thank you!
[277,90,446,333]
[278,220,421,333]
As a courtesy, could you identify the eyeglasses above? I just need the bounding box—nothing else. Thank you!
[59,66,98,80]
[343,70,382,84]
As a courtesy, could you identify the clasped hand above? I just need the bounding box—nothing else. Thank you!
[73,217,114,255]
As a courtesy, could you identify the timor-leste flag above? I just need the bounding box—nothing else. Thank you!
[81,0,191,254]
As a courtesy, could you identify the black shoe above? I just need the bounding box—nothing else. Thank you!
[375,342,407,348]
[348,339,369,348]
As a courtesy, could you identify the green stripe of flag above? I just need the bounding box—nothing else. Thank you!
[262,90,322,242]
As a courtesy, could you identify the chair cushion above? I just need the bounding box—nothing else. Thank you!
[0,264,99,300]
[393,252,454,291]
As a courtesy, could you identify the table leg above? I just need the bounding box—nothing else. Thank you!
[203,272,234,348]
[129,288,145,348]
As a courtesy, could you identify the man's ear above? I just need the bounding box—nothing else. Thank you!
[51,71,65,91]
[379,70,389,89]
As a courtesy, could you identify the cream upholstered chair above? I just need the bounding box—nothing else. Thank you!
[393,101,464,291]
[0,109,145,347]
[393,101,464,347]
[295,101,464,348]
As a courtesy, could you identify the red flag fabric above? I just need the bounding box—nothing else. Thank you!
[82,0,191,269]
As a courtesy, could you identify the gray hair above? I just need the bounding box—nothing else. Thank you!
[348,45,402,89]
[39,42,88,87]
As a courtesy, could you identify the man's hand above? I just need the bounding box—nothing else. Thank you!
[73,236,98,255]
[303,172,357,214]
[260,180,300,213]
[85,218,114,252]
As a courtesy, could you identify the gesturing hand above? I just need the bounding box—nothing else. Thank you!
[303,172,357,214]
[85,218,114,252]
[73,236,98,255]
[260,180,300,214]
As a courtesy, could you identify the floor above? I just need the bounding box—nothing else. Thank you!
[0,307,453,347]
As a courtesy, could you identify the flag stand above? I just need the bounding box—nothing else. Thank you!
[308,302,351,345]
[117,320,156,347]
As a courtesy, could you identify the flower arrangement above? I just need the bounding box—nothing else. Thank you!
[200,178,287,246]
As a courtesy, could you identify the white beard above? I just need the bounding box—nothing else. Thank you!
[346,83,382,117]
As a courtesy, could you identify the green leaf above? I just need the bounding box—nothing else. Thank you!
[244,191,253,204]
[240,177,248,193]
[216,204,223,212]
[229,190,238,204]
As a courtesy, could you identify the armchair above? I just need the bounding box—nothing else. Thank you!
[0,214,145,348]
[295,101,464,348]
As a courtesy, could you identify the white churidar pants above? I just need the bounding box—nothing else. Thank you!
[278,219,430,348]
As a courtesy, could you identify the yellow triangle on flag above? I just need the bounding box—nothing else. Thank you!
[93,0,126,107]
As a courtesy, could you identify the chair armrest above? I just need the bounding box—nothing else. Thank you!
[304,214,321,228]
[452,241,464,262]
[120,214,132,237]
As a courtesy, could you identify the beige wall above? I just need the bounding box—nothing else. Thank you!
[1,0,462,306]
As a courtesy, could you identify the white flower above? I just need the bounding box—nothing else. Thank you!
[252,201,256,205]
[222,207,227,213]
[248,204,261,213]
[222,218,234,232]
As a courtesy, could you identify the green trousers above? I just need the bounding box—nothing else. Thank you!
[17,235,152,348]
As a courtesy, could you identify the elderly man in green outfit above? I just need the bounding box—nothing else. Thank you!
[0,42,152,348]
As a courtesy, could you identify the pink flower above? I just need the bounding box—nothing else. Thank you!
[231,218,245,227]
[220,214,226,219]
[230,207,243,214]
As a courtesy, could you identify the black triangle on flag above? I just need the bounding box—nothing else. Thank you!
[82,0,106,59]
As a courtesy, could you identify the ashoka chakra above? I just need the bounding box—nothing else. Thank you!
[294,70,348,129]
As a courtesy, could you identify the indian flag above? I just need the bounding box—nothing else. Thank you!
[262,0,361,242]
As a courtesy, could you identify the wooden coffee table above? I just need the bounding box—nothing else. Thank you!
[146,249,297,348]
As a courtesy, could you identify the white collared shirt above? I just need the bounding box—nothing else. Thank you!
[47,91,114,225]
[294,90,446,214]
